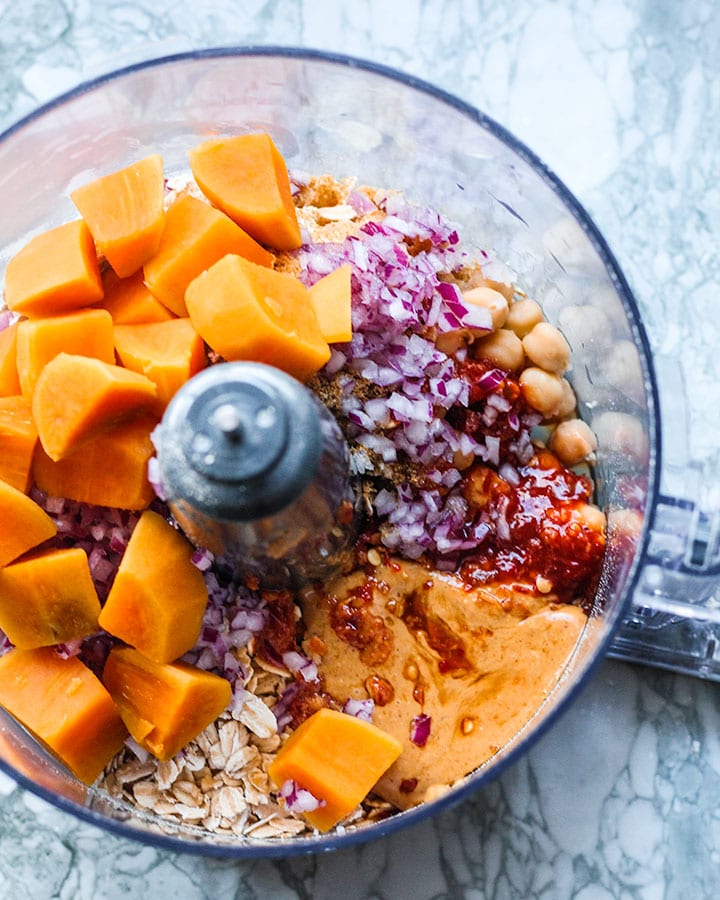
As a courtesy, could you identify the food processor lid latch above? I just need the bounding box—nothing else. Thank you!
[610,355,720,678]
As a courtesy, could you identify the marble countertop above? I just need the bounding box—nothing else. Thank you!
[1,1,719,897]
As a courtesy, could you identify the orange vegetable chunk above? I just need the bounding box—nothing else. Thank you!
[98,509,208,663]
[268,708,403,831]
[70,154,165,277]
[0,548,100,649]
[16,308,115,397]
[4,219,103,317]
[143,194,273,316]
[32,352,158,461]
[0,396,38,492]
[309,264,353,343]
[186,254,331,381]
[0,478,56,567]
[102,645,231,761]
[0,647,127,783]
[189,132,302,251]
[114,317,206,410]
[0,322,21,396]
[33,415,157,510]
[99,269,175,324]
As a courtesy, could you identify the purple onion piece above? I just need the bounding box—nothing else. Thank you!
[410,714,432,747]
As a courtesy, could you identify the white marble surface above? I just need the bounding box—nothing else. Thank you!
[1,1,719,897]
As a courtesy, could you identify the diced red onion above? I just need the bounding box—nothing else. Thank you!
[410,714,432,747]
[231,685,252,716]
[477,368,506,392]
[147,456,168,501]
[484,435,501,467]
[499,463,520,486]
[55,637,83,659]
[191,547,214,572]
[486,392,512,413]
[282,650,319,683]
[124,736,151,763]
[347,189,376,215]
[273,681,302,732]
[279,779,326,813]
[325,348,347,374]
[342,698,375,722]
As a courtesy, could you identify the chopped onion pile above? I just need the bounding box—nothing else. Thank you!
[181,570,267,706]
[29,487,139,601]
[299,193,537,563]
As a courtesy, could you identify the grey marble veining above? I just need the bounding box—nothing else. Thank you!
[0,1,719,898]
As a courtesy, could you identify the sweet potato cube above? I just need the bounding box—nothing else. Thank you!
[102,646,231,761]
[16,308,115,396]
[32,415,157,510]
[189,132,302,250]
[0,396,38,493]
[0,548,101,649]
[0,647,127,783]
[143,194,273,316]
[185,254,331,381]
[99,269,175,324]
[268,708,403,831]
[114,317,206,410]
[0,323,21,396]
[32,352,158,461]
[4,219,103,317]
[309,264,353,344]
[98,510,208,663]
[0,478,57,567]
[71,154,166,278]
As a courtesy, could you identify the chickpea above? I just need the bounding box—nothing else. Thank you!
[608,508,643,541]
[480,277,515,303]
[549,418,598,466]
[522,322,571,374]
[506,298,544,337]
[558,304,613,351]
[572,503,606,533]
[452,448,476,471]
[462,286,509,329]
[554,377,577,419]
[518,366,565,416]
[471,328,525,371]
[435,329,467,357]
[462,464,502,509]
[592,411,649,464]
[605,339,644,405]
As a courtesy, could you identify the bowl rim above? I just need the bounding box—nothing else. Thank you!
[0,44,661,858]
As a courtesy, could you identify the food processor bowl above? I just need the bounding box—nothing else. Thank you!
[0,48,661,857]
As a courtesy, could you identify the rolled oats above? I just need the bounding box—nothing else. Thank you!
[234,693,277,739]
[156,758,181,791]
[132,781,161,810]
[210,785,247,822]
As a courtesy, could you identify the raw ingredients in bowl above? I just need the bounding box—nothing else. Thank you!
[0,134,605,839]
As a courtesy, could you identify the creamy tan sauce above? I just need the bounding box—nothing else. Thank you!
[301,559,586,809]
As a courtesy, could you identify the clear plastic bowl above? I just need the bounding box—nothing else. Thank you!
[0,48,658,857]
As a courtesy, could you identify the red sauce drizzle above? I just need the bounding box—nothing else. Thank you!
[400,588,471,675]
[460,450,605,604]
[328,579,394,666]
[254,590,298,667]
